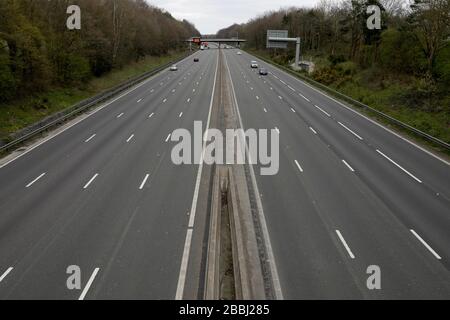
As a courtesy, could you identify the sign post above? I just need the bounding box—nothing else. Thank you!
[266,30,301,67]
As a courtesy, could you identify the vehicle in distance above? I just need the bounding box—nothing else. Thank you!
[237,51,242,55]
[259,68,268,75]
[194,58,199,62]
[251,61,258,68]
[200,44,205,50]
[170,65,178,71]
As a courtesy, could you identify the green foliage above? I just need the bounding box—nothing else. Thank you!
[0,0,200,102]
[336,61,358,76]
[434,44,450,85]
[0,54,16,102]
[235,1,450,145]
[312,67,340,85]
[54,53,91,85]
[379,28,427,74]
[0,51,186,140]
[328,55,346,66]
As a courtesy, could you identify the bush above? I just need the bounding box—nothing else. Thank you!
[312,66,339,85]
[380,29,427,75]
[336,61,358,76]
[56,54,91,85]
[434,45,450,85]
[328,54,346,66]
[0,54,16,102]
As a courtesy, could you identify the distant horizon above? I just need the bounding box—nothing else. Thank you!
[147,0,319,34]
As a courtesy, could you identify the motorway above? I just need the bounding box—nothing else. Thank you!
[223,49,450,299]
[0,49,217,299]
[0,46,449,299]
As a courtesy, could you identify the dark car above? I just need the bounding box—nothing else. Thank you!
[259,68,268,75]
[194,58,199,62]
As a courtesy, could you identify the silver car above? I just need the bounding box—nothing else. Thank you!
[170,65,178,71]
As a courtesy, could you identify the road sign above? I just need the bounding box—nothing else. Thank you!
[267,30,288,49]
[192,37,201,44]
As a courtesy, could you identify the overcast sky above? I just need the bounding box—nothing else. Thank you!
[148,0,320,34]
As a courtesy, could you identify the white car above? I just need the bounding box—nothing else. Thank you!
[170,65,178,71]
[237,51,242,55]
[251,61,258,68]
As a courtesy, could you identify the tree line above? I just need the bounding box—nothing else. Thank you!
[0,0,200,102]
[217,0,450,113]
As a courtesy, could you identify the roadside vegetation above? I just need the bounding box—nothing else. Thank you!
[217,0,450,147]
[0,0,200,141]
[0,51,187,141]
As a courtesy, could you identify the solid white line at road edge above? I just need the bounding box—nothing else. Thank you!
[175,51,219,300]
[0,267,13,282]
[410,229,441,260]
[26,172,46,188]
[376,149,422,183]
[336,230,355,259]
[224,51,283,300]
[83,174,99,189]
[78,268,100,300]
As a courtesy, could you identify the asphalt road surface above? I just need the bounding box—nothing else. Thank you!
[223,49,450,299]
[0,47,449,299]
[0,50,218,299]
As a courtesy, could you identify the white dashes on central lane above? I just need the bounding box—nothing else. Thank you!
[376,149,422,183]
[139,174,150,190]
[26,173,46,188]
[83,174,99,189]
[342,159,355,172]
[241,57,447,268]
[294,160,304,173]
[0,267,13,282]
[338,122,364,140]
[85,134,96,143]
[336,230,355,259]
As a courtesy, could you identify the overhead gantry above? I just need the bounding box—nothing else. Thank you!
[186,37,247,49]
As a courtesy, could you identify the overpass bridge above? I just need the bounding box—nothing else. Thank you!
[186,37,246,48]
